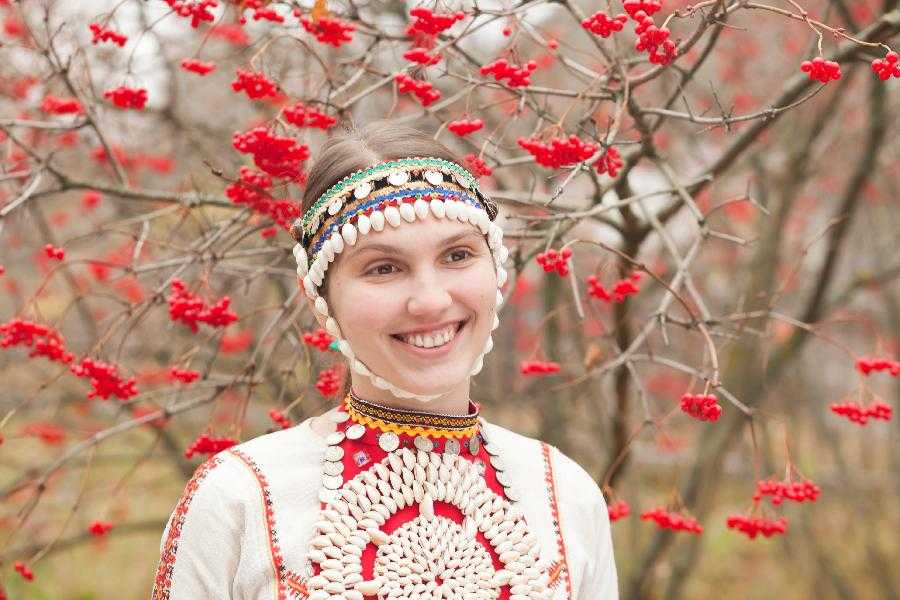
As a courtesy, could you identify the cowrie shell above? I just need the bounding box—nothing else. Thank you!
[372,375,389,389]
[387,171,409,186]
[429,199,445,219]
[399,203,416,222]
[328,200,342,216]
[296,262,308,278]
[337,340,354,359]
[356,214,371,235]
[302,275,316,298]
[351,360,370,376]
[370,211,385,231]
[330,232,344,254]
[353,182,372,199]
[423,170,443,185]
[323,241,335,262]
[384,206,401,227]
[444,200,460,219]
[497,267,508,287]
[413,198,429,219]
[314,296,329,316]
[341,223,357,246]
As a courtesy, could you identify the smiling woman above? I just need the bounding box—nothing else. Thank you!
[152,119,619,600]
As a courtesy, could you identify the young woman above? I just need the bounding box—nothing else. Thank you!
[152,120,618,600]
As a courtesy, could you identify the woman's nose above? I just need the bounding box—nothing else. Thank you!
[406,270,453,315]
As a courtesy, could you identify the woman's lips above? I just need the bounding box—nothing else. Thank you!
[390,319,468,358]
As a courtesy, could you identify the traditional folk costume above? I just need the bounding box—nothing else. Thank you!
[152,157,618,599]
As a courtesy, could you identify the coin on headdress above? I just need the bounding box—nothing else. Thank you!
[345,424,366,440]
[444,439,460,455]
[326,431,345,446]
[467,436,481,455]
[378,432,400,452]
[413,436,434,452]
[324,446,344,461]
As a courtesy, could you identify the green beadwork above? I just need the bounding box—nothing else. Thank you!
[301,156,480,236]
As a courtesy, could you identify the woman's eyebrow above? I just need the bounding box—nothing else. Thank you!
[347,231,480,258]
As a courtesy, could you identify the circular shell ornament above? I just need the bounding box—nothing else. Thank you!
[423,170,444,185]
[353,181,373,199]
[387,171,410,186]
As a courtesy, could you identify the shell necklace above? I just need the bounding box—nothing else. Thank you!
[304,392,552,600]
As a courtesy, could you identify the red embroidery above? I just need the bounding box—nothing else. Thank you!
[152,454,224,600]
[228,449,309,599]
[542,442,573,598]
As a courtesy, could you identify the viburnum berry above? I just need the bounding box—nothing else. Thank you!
[623,0,662,18]
[41,94,83,115]
[408,7,465,35]
[21,421,66,445]
[632,11,677,65]
[394,72,441,106]
[518,134,597,168]
[303,327,333,351]
[581,11,628,38]
[316,366,342,396]
[103,86,148,110]
[268,408,294,429]
[680,393,722,422]
[608,500,631,521]
[231,68,279,100]
[0,318,75,364]
[180,58,216,75]
[299,14,355,48]
[44,243,65,260]
[726,513,788,539]
[855,356,899,376]
[168,279,239,333]
[283,102,337,130]
[70,357,139,401]
[184,432,238,459]
[753,478,821,505]
[480,58,538,88]
[225,166,301,231]
[162,0,217,28]
[447,118,484,137]
[169,366,200,384]
[242,0,284,23]
[403,46,442,66]
[89,22,127,46]
[830,400,892,425]
[232,126,310,181]
[587,271,641,303]
[871,50,900,80]
[594,146,623,177]
[640,507,703,534]
[13,561,34,581]
[800,57,841,83]
[464,153,492,177]
[536,247,573,277]
[520,360,561,375]
[88,520,114,537]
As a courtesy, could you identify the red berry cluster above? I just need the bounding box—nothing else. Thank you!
[464,153,492,177]
[268,409,294,429]
[225,166,301,231]
[180,58,216,75]
[231,68,279,100]
[21,421,66,445]
[70,357,139,401]
[632,11,677,65]
[403,47,442,66]
[44,243,65,260]
[408,7,465,35]
[830,400,892,425]
[184,432,238,459]
[726,514,788,539]
[480,58,538,88]
[587,271,642,303]
[103,86,148,110]
[41,94,82,114]
[303,327,333,351]
[162,0,217,28]
[520,360,561,375]
[89,22,127,46]
[169,366,200,384]
[299,15,355,48]
[232,126,310,181]
[800,57,842,83]
[13,561,33,581]
[855,356,899,376]
[394,72,441,106]
[754,478,820,505]
[581,11,628,38]
[241,0,283,23]
[536,247,573,276]
[871,51,900,80]
[88,520,114,537]
[624,0,663,17]
[316,366,342,396]
[594,146,623,177]
[640,507,703,534]
[168,278,239,333]
[608,500,631,522]
[0,318,75,364]
[680,393,722,422]
[283,102,337,130]
[448,118,484,137]
[518,134,596,168]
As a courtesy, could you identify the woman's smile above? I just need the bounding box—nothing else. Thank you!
[389,318,469,359]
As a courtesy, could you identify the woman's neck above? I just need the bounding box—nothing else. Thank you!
[347,374,472,416]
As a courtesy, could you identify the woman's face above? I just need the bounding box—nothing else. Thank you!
[308,215,497,399]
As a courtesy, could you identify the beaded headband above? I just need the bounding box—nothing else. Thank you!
[290,156,510,403]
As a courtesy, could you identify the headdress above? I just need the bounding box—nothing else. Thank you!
[290,156,510,403]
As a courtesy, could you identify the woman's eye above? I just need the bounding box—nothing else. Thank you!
[366,263,397,276]
[447,249,473,262]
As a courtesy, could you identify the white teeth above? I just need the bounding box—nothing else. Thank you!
[397,323,459,348]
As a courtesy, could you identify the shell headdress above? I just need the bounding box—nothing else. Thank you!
[290,156,510,403]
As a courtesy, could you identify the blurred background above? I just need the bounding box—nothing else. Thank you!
[1,0,898,598]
